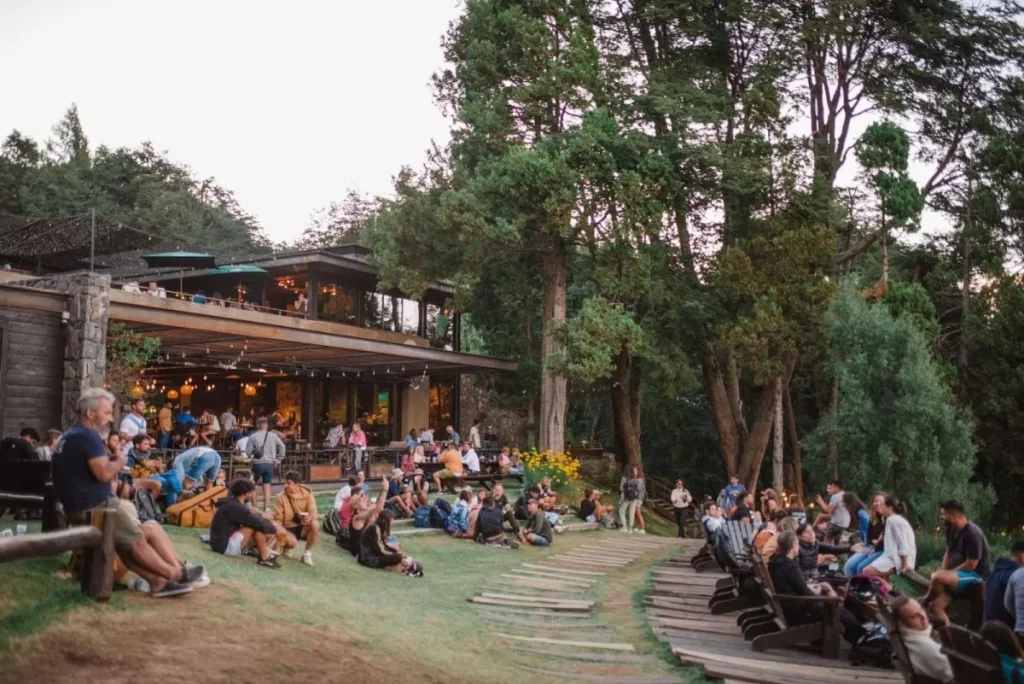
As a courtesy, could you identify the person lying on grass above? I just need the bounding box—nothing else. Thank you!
[518,499,554,547]
[54,388,206,597]
[271,470,319,567]
[210,478,280,569]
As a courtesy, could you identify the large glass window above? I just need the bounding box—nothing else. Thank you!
[363,293,421,336]
[425,304,455,350]
[355,381,394,445]
[429,379,454,433]
[318,283,357,324]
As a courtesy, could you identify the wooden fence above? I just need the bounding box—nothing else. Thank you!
[0,485,116,601]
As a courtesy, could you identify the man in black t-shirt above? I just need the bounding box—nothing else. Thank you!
[922,499,992,625]
[730,491,754,524]
[475,493,520,549]
[54,388,205,598]
[491,482,521,536]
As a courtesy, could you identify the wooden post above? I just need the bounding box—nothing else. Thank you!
[81,508,116,601]
[42,482,61,532]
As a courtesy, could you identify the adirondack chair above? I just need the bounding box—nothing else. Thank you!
[743,555,845,659]
[708,520,763,615]
[874,600,948,684]
[691,519,720,573]
[938,624,1004,684]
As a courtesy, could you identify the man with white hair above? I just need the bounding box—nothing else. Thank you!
[53,388,206,598]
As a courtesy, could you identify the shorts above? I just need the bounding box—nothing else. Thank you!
[866,556,896,574]
[224,531,245,556]
[187,451,222,484]
[67,495,143,552]
[286,525,304,540]
[252,462,274,485]
[436,468,459,479]
[528,535,551,547]
[952,570,984,596]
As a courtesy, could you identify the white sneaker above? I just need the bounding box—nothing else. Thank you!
[554,525,566,535]
[637,530,646,535]
[282,547,294,559]
[301,550,313,567]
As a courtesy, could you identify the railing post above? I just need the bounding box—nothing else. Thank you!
[42,483,61,532]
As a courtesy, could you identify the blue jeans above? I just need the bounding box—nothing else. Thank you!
[226,429,243,444]
[150,471,183,505]
[174,448,222,486]
[158,431,171,449]
[845,549,883,576]
[528,535,550,547]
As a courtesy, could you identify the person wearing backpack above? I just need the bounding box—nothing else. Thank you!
[619,464,644,534]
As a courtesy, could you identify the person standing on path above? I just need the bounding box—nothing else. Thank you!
[619,464,645,534]
[246,417,286,512]
[349,423,367,474]
[671,479,693,538]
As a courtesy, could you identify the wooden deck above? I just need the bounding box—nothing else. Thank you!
[646,542,904,684]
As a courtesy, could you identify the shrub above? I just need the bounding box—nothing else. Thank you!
[521,449,581,491]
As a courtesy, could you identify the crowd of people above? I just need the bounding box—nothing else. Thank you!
[692,473,1024,681]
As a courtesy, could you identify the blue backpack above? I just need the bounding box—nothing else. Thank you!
[414,505,433,528]
[429,498,452,529]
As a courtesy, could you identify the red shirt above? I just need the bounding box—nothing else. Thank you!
[340,497,355,527]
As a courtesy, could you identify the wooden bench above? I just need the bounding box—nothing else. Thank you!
[741,555,845,659]
[938,624,1003,683]
[0,501,118,601]
[875,600,949,684]
[438,472,524,492]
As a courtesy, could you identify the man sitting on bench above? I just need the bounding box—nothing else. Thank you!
[460,441,480,474]
[54,388,205,598]
[210,478,280,569]
[922,499,991,625]
[432,444,464,492]
[769,531,865,645]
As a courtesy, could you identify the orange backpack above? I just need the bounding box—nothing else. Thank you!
[166,486,227,528]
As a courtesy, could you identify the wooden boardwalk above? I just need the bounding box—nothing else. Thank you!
[469,532,686,683]
[645,541,904,684]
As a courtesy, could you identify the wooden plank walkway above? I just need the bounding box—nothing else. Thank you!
[642,549,904,684]
[468,532,687,682]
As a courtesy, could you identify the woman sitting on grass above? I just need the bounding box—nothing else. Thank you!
[358,510,409,570]
[447,489,473,538]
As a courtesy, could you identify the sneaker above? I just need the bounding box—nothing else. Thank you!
[637,530,646,535]
[301,551,313,567]
[242,547,260,558]
[128,577,150,593]
[257,556,281,569]
[181,563,206,584]
[282,547,294,560]
[554,525,566,535]
[508,538,521,550]
[185,570,211,588]
[150,580,193,598]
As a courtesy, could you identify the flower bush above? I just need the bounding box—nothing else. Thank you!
[521,449,581,491]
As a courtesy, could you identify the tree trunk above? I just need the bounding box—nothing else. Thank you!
[958,189,972,371]
[539,242,567,454]
[785,381,804,502]
[610,348,642,468]
[826,376,839,478]
[772,377,784,493]
[702,351,741,475]
[737,381,778,489]
[881,226,889,285]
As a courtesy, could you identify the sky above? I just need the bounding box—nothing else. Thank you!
[0,0,463,242]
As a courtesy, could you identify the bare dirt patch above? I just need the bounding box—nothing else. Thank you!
[0,585,452,684]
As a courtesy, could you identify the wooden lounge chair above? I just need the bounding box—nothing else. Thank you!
[875,600,948,684]
[708,520,761,615]
[743,555,845,659]
[938,624,1003,684]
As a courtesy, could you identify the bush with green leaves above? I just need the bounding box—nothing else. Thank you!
[806,283,993,524]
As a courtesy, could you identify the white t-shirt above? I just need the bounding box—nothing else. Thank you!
[119,413,147,438]
[462,448,480,473]
[470,425,482,448]
[234,435,250,453]
[334,484,352,510]
[829,492,850,529]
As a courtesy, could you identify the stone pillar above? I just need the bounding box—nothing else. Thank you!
[62,273,111,426]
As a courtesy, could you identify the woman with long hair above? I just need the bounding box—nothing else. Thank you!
[864,495,916,578]
[845,493,887,576]
[358,510,408,570]
[843,491,870,540]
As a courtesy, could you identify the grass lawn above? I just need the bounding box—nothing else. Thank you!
[0,501,690,684]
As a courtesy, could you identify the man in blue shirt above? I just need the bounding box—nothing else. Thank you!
[54,388,204,598]
[722,474,746,514]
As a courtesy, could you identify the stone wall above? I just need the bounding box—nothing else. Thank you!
[60,274,110,426]
[459,373,532,448]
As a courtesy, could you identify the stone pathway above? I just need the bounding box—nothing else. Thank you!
[469,532,686,683]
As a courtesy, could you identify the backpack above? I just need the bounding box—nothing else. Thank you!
[850,574,895,601]
[624,478,641,501]
[132,487,165,524]
[322,508,342,536]
[430,498,452,529]
[849,622,893,668]
[166,486,227,528]
[414,505,433,528]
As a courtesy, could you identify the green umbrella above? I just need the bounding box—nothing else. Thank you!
[205,264,272,304]
[143,251,217,269]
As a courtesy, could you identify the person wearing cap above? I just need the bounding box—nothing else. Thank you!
[409,468,429,505]
[580,488,616,528]
[386,469,405,499]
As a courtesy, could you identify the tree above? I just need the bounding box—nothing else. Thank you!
[293,189,376,249]
[806,284,991,523]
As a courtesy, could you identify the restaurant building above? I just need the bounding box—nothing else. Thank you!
[0,243,517,444]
